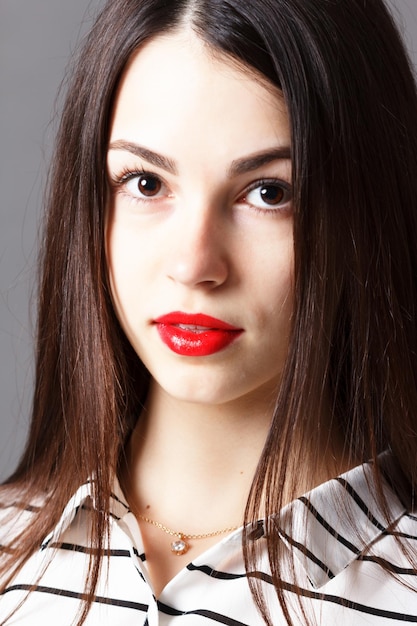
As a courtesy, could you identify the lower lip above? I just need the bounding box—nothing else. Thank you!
[156,324,243,356]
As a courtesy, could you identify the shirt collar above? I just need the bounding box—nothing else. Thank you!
[40,478,132,550]
[41,480,96,549]
[276,458,406,588]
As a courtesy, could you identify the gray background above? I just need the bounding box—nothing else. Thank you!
[1,0,417,481]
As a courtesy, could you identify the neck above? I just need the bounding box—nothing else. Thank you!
[120,380,352,534]
[120,380,274,533]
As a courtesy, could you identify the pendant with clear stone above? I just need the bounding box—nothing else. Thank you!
[170,534,189,555]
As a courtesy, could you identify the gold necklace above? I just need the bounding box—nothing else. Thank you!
[137,513,240,556]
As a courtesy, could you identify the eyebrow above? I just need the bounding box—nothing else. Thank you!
[228,147,291,176]
[108,140,178,174]
[108,140,291,177]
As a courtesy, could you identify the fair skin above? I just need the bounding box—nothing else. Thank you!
[106,29,294,596]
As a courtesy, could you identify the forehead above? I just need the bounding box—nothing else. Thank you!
[109,30,290,165]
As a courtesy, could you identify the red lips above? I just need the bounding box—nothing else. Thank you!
[154,312,243,356]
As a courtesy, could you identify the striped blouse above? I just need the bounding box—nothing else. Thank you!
[1,460,417,625]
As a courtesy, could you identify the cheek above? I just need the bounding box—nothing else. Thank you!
[105,218,140,328]
[105,221,160,349]
[256,236,294,309]
[106,253,145,353]
[260,247,294,349]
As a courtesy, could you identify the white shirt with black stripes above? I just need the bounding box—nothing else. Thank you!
[1,460,417,625]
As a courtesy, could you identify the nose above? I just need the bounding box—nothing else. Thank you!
[166,203,229,289]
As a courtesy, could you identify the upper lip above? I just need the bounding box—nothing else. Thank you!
[153,312,242,331]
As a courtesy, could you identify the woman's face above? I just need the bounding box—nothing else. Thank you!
[106,31,294,407]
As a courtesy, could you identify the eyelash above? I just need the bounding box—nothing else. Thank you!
[237,178,292,214]
[110,168,292,214]
[110,167,166,199]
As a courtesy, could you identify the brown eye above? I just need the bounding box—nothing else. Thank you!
[259,184,284,205]
[244,180,292,211]
[124,172,166,200]
[137,174,162,197]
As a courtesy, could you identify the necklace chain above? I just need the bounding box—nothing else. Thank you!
[136,513,239,556]
[137,513,239,540]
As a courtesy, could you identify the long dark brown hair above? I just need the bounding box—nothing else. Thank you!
[2,0,417,624]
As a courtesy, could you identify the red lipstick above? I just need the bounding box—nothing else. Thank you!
[154,312,243,356]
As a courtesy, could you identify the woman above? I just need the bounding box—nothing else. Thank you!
[1,0,417,624]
